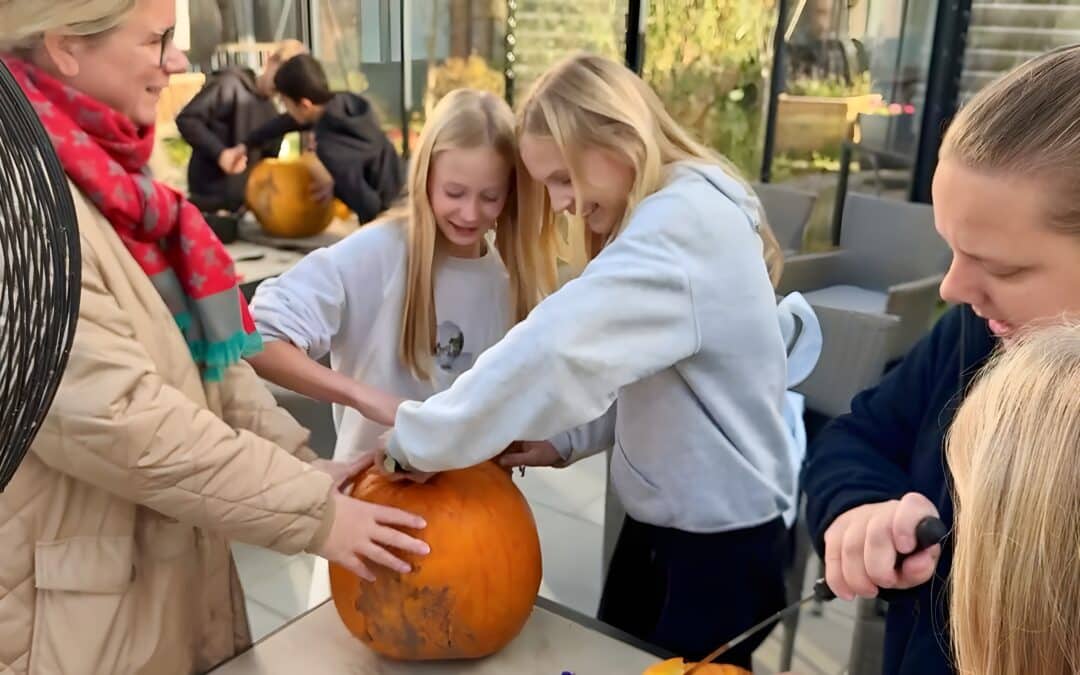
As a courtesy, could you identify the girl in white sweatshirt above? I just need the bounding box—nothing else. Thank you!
[378,54,821,669]
[247,89,557,595]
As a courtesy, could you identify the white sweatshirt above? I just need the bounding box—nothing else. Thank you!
[387,162,822,533]
[250,220,511,462]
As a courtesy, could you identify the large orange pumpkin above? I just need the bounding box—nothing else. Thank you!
[329,461,543,660]
[244,153,335,238]
[643,657,752,675]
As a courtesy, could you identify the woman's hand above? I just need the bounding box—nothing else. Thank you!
[317,491,429,581]
[497,441,565,469]
[310,453,373,492]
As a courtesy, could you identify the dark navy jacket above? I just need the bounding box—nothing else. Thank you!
[804,305,996,675]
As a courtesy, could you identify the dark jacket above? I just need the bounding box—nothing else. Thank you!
[803,305,997,675]
[176,67,282,212]
[245,92,404,223]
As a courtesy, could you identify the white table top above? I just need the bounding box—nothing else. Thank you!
[211,598,666,675]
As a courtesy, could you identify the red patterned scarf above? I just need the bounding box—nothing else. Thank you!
[5,57,261,381]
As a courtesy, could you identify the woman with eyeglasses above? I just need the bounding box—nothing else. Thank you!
[0,1,429,673]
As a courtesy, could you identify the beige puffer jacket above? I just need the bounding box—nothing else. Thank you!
[0,183,336,675]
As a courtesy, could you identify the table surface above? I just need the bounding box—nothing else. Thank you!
[211,597,669,675]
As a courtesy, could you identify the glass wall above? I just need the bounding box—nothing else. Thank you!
[642,1,777,179]
[508,0,630,102]
[766,0,939,251]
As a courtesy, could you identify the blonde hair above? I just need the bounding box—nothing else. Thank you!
[940,44,1080,236]
[946,320,1080,675]
[395,88,557,381]
[518,52,783,286]
[0,0,136,54]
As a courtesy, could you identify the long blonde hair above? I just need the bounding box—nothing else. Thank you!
[946,321,1080,675]
[940,44,1080,236]
[397,88,557,381]
[517,52,783,285]
[0,0,135,53]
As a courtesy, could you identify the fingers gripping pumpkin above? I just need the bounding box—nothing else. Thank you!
[329,461,543,660]
[244,153,335,238]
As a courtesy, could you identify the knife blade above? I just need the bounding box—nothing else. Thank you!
[684,516,948,674]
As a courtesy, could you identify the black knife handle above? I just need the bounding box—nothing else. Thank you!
[812,516,947,602]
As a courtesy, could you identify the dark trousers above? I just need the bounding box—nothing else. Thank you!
[597,515,788,670]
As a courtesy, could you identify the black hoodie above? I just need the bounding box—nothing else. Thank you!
[803,305,998,675]
[176,67,282,212]
[244,92,405,223]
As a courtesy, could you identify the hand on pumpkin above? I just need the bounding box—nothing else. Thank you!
[310,454,373,492]
[309,176,334,204]
[374,431,435,484]
[497,441,564,469]
[218,145,248,175]
[823,493,941,601]
[318,491,429,582]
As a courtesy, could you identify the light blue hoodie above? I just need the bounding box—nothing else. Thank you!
[387,162,822,533]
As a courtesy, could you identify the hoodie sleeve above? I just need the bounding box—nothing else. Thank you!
[246,113,304,149]
[386,194,702,472]
[176,75,233,161]
[250,227,392,359]
[548,404,617,464]
[315,137,386,222]
[803,306,965,553]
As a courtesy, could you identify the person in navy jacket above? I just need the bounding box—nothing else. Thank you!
[803,45,1080,674]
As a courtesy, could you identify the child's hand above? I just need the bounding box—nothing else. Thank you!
[497,441,565,469]
[374,431,435,484]
[310,454,372,492]
[317,491,429,582]
[218,145,247,174]
[309,176,334,204]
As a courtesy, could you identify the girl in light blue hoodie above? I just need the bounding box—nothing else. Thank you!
[376,52,821,669]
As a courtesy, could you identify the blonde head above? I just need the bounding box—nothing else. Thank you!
[0,0,136,54]
[396,88,557,381]
[940,44,1080,236]
[517,52,783,285]
[946,320,1080,675]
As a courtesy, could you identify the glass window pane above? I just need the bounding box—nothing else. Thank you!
[508,0,630,102]
[315,0,407,154]
[768,0,939,251]
[642,1,778,179]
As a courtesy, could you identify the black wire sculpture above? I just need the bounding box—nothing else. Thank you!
[0,58,81,491]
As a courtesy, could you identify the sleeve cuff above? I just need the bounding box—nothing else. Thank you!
[548,432,575,463]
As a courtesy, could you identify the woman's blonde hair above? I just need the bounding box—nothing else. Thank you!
[940,44,1080,236]
[0,0,136,54]
[394,88,557,381]
[517,52,783,285]
[946,320,1080,675]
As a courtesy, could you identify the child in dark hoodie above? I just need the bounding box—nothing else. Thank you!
[235,54,405,223]
[176,40,307,212]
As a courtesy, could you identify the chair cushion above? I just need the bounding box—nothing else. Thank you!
[803,285,889,315]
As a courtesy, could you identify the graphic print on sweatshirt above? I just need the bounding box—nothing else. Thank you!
[435,320,473,373]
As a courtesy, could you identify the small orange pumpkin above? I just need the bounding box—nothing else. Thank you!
[643,657,752,675]
[244,153,334,238]
[329,461,542,660]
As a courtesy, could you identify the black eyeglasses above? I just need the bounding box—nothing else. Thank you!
[158,27,175,67]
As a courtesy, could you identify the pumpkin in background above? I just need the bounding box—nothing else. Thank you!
[329,461,542,660]
[643,657,752,675]
[244,153,335,238]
